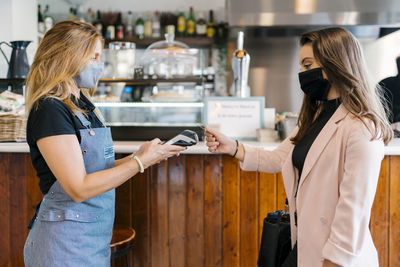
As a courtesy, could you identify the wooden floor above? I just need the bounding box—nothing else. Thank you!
[0,153,399,267]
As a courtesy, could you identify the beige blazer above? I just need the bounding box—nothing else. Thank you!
[241,104,383,267]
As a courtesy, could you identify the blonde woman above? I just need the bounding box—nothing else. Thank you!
[23,21,185,266]
[206,27,392,267]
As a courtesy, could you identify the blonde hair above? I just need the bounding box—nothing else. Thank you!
[26,20,102,114]
[292,27,393,145]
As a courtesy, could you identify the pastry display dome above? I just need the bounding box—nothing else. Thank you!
[140,34,198,78]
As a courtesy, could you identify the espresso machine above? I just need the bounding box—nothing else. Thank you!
[230,31,251,97]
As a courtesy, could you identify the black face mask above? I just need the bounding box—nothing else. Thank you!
[298,67,331,101]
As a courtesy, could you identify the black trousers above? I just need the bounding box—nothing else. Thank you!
[281,243,297,267]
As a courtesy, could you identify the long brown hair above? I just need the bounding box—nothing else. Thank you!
[291,27,393,145]
[26,20,102,114]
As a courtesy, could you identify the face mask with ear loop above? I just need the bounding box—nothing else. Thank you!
[298,67,331,101]
[73,62,104,88]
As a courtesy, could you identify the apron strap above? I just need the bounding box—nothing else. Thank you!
[75,110,92,128]
[27,200,42,229]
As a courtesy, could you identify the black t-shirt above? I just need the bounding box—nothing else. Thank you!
[27,94,104,195]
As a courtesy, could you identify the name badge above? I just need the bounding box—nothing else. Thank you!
[104,146,114,159]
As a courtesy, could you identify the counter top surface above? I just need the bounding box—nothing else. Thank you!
[2,139,400,155]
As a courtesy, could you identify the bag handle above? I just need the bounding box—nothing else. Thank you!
[285,198,289,212]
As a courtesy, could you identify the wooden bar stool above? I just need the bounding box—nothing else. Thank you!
[111,225,136,267]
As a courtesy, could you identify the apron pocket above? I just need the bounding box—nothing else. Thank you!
[38,209,100,223]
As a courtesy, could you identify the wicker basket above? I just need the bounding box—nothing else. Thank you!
[0,114,27,142]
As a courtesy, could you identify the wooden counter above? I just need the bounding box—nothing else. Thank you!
[0,153,399,267]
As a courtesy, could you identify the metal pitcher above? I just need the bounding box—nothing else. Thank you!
[0,40,32,78]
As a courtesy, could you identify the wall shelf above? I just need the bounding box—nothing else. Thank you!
[0,78,26,82]
[0,77,205,87]
[99,77,205,85]
[104,36,214,48]
[0,78,25,94]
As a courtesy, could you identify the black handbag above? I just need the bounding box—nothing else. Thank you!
[257,201,292,267]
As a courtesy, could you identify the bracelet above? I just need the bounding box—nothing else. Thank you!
[232,140,239,158]
[132,155,144,173]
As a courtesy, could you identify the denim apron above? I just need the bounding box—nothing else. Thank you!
[24,111,115,267]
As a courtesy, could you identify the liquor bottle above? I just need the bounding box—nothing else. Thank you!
[177,10,186,37]
[166,25,175,36]
[77,6,86,22]
[196,12,206,36]
[152,11,161,38]
[162,12,177,36]
[135,14,145,39]
[93,10,103,36]
[116,12,124,39]
[86,8,95,24]
[38,5,45,36]
[215,22,229,44]
[68,7,76,20]
[144,11,152,38]
[186,7,196,36]
[43,5,54,32]
[206,10,215,38]
[106,18,115,40]
[106,25,115,39]
[120,86,133,102]
[125,11,134,37]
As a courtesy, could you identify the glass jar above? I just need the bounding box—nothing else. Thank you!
[108,41,136,78]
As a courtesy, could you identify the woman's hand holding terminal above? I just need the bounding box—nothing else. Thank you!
[135,138,186,169]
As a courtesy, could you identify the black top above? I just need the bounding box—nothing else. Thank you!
[27,94,104,195]
[292,98,341,192]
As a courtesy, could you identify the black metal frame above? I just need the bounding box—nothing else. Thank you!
[111,245,134,267]
[0,78,25,95]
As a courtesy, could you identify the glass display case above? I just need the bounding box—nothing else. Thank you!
[95,101,204,141]
[94,78,206,140]
[93,34,214,141]
[96,102,203,127]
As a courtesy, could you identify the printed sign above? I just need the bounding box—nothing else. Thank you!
[203,97,265,140]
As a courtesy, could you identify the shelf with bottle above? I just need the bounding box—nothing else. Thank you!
[96,8,220,48]
[0,77,206,87]
[0,78,25,95]
[36,4,225,48]
[96,75,209,102]
[104,36,214,48]
[98,77,205,85]
[0,78,26,83]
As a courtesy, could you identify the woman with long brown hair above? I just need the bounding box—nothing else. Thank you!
[206,27,392,267]
[23,20,185,266]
